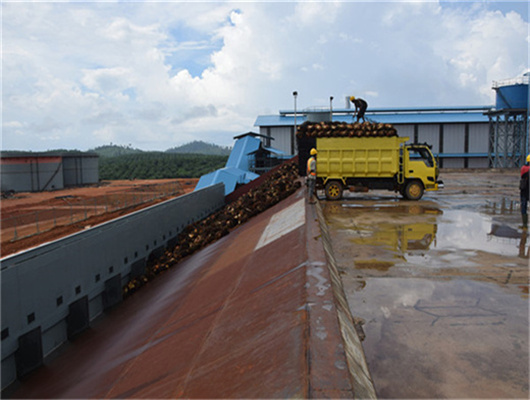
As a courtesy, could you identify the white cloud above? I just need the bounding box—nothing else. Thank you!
[434,6,529,102]
[81,67,135,94]
[1,1,528,152]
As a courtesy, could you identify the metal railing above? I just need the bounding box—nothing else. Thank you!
[492,74,530,88]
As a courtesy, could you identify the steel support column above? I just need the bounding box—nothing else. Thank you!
[488,110,529,168]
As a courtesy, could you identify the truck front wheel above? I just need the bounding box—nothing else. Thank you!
[325,181,343,200]
[403,180,424,200]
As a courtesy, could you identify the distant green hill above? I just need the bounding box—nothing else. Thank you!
[7,141,231,158]
[91,144,144,157]
[166,141,231,156]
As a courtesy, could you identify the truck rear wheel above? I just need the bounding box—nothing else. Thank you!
[403,180,424,200]
[325,181,343,200]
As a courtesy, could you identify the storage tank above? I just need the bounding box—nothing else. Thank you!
[1,152,99,193]
[493,73,529,110]
[63,154,99,187]
[0,155,64,192]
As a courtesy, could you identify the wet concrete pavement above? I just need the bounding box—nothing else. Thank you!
[322,170,529,399]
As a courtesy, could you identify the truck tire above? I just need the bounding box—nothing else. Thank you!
[325,181,343,200]
[403,180,424,200]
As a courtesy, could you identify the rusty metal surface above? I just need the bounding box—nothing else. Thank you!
[9,189,358,399]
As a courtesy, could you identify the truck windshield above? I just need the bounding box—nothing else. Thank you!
[408,147,434,168]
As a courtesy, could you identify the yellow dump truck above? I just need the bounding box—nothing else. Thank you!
[298,129,443,200]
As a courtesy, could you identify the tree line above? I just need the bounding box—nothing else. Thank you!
[2,143,230,180]
[99,153,228,180]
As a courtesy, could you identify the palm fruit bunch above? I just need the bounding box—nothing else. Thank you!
[123,159,301,297]
[296,121,397,139]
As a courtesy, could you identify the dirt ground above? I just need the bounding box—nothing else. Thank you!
[1,179,198,257]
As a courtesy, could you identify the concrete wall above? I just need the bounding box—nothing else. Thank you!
[0,183,225,390]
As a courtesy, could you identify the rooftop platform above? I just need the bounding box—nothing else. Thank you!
[255,106,493,127]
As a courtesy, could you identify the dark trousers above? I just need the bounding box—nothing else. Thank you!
[307,176,316,200]
[357,104,367,122]
[521,191,528,215]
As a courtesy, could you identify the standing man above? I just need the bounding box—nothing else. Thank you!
[307,148,317,203]
[350,96,368,122]
[520,154,530,229]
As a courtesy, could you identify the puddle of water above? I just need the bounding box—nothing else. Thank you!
[484,199,521,215]
[349,277,529,399]
[437,210,523,257]
[325,201,529,264]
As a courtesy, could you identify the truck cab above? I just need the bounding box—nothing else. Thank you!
[401,144,442,200]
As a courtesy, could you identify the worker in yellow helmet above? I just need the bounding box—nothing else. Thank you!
[307,148,317,203]
[350,96,368,123]
[520,154,530,228]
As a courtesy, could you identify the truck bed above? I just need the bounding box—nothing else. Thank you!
[317,137,408,179]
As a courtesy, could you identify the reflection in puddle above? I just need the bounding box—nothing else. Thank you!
[354,260,394,272]
[484,198,520,215]
[353,222,436,251]
[437,210,528,258]
[327,201,530,268]
[489,223,521,239]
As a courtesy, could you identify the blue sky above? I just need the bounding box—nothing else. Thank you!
[2,1,529,151]
[441,0,528,21]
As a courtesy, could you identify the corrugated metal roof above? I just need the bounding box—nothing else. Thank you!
[255,106,493,127]
[255,115,305,127]
[279,105,493,115]
[369,111,490,124]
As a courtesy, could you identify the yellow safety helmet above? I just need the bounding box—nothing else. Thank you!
[527,154,530,163]
[350,96,356,102]
[310,148,317,156]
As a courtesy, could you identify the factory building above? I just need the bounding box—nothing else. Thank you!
[254,75,529,169]
[1,152,99,193]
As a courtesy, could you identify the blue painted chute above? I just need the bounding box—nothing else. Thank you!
[195,167,259,196]
[195,133,273,196]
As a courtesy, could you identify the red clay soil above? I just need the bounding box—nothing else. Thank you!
[1,179,198,258]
